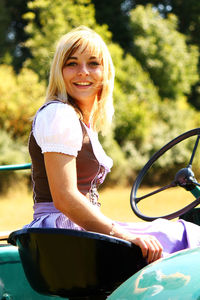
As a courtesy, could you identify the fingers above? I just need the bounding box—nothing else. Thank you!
[131,235,163,264]
[146,237,163,263]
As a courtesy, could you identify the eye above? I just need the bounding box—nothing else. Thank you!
[89,61,101,66]
[65,61,77,67]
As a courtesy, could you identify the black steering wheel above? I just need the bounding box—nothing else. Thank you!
[131,128,200,221]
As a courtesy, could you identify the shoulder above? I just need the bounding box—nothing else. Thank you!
[36,102,79,124]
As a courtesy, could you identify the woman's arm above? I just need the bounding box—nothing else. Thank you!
[44,152,163,263]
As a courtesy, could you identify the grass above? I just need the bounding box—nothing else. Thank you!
[0,183,198,233]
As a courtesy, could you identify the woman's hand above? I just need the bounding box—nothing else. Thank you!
[110,223,163,264]
[130,234,163,263]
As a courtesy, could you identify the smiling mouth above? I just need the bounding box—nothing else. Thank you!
[74,82,92,86]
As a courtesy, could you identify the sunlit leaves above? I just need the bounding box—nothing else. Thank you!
[130,5,199,99]
[0,65,45,141]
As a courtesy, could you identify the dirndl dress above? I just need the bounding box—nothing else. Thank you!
[24,101,200,258]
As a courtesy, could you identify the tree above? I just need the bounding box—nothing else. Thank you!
[0,65,45,141]
[109,42,161,147]
[101,43,162,184]
[160,0,200,110]
[92,0,133,52]
[0,0,11,62]
[23,0,111,81]
[0,129,30,192]
[129,5,199,100]
[126,0,200,109]
[0,0,31,72]
[132,0,200,45]
[92,1,200,109]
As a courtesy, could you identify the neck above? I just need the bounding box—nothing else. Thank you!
[67,95,95,126]
[78,100,96,127]
[82,110,92,127]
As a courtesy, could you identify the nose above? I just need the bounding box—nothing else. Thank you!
[77,63,89,76]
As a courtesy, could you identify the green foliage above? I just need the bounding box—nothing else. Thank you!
[0,130,28,165]
[110,43,160,147]
[92,0,133,52]
[123,98,200,183]
[0,1,11,62]
[0,64,45,141]
[100,43,163,184]
[114,96,153,147]
[129,5,199,99]
[0,129,30,192]
[99,131,130,186]
[134,0,200,45]
[92,0,200,109]
[23,0,111,81]
[0,0,30,71]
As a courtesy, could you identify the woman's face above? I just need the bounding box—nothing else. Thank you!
[62,47,103,110]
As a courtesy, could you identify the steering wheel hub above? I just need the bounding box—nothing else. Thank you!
[174,167,197,191]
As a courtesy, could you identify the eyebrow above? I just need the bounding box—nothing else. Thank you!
[67,56,98,60]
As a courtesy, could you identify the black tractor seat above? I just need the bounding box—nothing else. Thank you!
[8,228,147,299]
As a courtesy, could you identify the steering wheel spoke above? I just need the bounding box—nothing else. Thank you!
[135,182,177,203]
[188,134,200,167]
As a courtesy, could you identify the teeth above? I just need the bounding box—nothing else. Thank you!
[75,82,91,86]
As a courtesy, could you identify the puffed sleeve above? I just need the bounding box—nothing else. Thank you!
[33,103,83,156]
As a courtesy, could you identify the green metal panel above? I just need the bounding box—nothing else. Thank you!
[109,247,200,299]
[0,245,64,299]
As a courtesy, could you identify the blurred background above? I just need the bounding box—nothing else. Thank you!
[1,0,200,229]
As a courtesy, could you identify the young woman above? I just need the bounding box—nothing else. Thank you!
[25,26,200,264]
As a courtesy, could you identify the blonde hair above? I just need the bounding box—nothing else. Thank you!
[46,25,115,134]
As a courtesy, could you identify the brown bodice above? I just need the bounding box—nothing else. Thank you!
[29,102,108,206]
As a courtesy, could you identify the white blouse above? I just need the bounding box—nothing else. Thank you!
[33,102,83,157]
[33,102,113,170]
